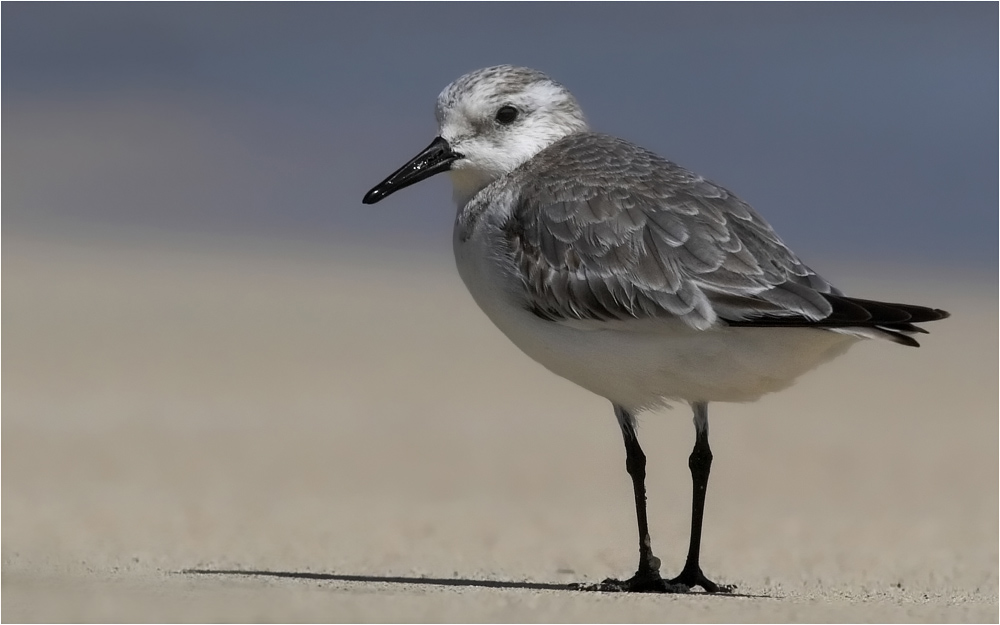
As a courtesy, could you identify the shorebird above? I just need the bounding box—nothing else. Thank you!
[362,65,948,593]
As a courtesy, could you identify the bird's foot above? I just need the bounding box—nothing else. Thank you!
[667,563,735,594]
[573,568,689,593]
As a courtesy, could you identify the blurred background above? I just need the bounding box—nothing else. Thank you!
[3,4,997,620]
[4,2,997,264]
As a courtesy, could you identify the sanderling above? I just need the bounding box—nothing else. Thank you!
[363,65,948,593]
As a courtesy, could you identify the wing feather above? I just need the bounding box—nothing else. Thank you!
[503,133,831,329]
[501,132,947,342]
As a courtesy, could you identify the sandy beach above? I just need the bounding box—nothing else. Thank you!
[3,231,997,622]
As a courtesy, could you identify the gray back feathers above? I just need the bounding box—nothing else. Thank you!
[501,133,839,331]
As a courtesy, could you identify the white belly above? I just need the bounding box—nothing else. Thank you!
[453,221,859,412]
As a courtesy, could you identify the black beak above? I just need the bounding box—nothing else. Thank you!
[362,136,460,204]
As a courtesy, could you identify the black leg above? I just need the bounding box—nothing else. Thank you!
[617,404,661,581]
[667,402,734,593]
[577,405,685,593]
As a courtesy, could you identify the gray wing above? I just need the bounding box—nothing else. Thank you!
[502,133,840,331]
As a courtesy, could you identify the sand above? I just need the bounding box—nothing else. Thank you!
[3,231,997,622]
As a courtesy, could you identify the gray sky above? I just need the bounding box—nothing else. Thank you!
[4,3,996,267]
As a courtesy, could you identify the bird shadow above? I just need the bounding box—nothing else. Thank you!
[182,568,767,598]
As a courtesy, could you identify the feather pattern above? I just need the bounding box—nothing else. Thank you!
[501,132,947,343]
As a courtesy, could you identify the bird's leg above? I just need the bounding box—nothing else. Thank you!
[577,405,685,593]
[618,404,661,583]
[667,402,734,593]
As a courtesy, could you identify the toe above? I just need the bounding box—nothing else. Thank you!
[668,565,734,593]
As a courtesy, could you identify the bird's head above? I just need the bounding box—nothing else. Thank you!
[363,65,588,207]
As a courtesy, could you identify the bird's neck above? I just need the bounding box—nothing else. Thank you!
[448,166,504,208]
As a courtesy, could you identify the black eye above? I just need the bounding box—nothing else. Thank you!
[495,105,519,124]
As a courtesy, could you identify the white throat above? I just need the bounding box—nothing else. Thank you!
[448,167,495,208]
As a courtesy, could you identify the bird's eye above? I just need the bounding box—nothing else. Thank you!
[495,105,519,124]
